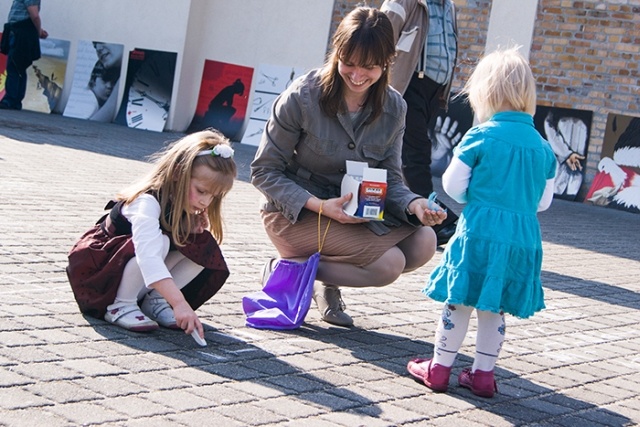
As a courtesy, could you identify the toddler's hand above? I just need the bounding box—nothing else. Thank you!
[173,301,203,337]
[192,210,209,234]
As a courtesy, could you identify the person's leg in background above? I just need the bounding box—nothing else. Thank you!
[0,32,29,110]
[402,73,458,245]
[401,74,435,198]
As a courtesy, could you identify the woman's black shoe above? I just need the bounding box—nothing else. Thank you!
[435,223,456,246]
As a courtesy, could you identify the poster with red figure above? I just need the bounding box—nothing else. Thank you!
[0,32,7,100]
[187,59,253,141]
[115,48,177,132]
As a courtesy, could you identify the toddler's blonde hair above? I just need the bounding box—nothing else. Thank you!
[462,46,536,123]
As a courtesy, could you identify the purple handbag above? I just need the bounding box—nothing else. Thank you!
[242,252,320,329]
[243,211,331,329]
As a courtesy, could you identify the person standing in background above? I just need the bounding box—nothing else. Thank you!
[381,0,459,245]
[0,0,48,110]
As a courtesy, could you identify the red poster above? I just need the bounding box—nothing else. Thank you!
[188,60,253,141]
[584,113,640,214]
[0,32,6,100]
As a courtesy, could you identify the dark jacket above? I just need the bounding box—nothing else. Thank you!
[1,18,41,70]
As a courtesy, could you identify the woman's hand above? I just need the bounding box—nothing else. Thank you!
[319,194,369,224]
[408,198,448,227]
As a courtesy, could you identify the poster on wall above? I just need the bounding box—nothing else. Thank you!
[23,38,70,114]
[115,48,177,132]
[428,92,474,177]
[533,106,593,201]
[0,31,7,100]
[187,60,254,141]
[241,63,306,146]
[63,40,124,122]
[584,113,640,214]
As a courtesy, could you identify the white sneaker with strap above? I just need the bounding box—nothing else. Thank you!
[140,290,180,329]
[104,304,159,332]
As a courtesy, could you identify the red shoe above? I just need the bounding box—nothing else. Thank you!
[407,358,451,392]
[458,368,498,398]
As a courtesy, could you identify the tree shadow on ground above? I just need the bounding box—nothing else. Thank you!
[538,198,639,262]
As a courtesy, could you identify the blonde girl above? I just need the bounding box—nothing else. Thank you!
[407,47,556,397]
[68,129,236,340]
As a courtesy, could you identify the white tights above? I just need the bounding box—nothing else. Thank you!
[109,236,204,308]
[432,304,505,372]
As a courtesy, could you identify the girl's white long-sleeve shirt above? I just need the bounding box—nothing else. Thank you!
[443,157,555,212]
[120,193,172,287]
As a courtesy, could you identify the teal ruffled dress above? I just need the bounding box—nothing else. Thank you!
[424,112,556,318]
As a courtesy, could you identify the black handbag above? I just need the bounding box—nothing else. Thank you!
[1,23,10,55]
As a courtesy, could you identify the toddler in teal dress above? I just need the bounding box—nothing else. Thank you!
[407,47,557,398]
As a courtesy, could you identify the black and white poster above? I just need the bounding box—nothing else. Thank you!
[115,48,177,132]
[534,106,593,201]
[63,40,124,122]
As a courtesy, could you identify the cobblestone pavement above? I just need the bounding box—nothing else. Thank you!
[1,110,639,426]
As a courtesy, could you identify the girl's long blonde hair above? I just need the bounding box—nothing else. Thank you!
[117,129,237,246]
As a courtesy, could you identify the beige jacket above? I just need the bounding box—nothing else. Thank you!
[382,0,458,108]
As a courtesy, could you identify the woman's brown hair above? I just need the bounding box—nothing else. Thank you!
[319,7,396,123]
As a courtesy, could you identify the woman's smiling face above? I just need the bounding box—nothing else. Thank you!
[338,55,383,98]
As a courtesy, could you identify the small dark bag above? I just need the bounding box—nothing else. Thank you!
[1,23,11,55]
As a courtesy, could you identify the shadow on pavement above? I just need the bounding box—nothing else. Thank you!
[0,110,257,183]
[87,316,383,418]
[543,271,640,311]
[539,198,639,262]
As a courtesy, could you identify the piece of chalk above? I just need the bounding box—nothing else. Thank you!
[191,330,207,347]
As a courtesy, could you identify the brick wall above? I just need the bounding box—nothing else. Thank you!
[329,0,491,88]
[330,0,640,197]
[531,0,639,192]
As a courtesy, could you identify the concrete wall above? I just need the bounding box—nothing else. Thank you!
[0,0,334,131]
[484,0,539,58]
